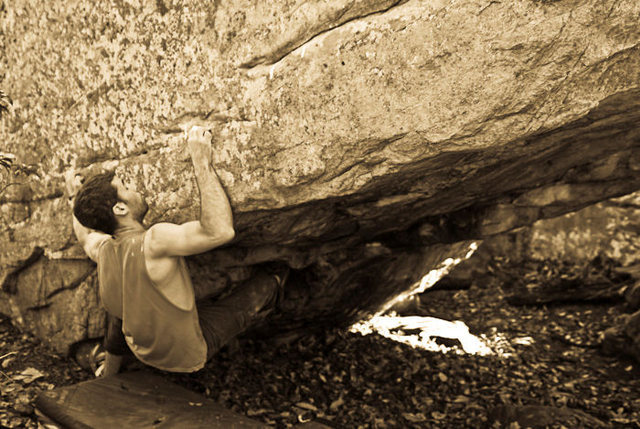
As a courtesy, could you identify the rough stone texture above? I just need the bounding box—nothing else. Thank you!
[445,191,640,288]
[1,0,640,354]
[516,192,640,266]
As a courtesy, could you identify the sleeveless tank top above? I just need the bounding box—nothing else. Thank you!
[97,231,207,372]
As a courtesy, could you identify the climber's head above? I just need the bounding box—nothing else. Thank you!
[74,171,148,235]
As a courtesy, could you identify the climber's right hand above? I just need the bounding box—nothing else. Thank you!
[185,126,213,165]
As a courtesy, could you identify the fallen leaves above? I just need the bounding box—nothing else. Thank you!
[3,259,640,428]
[0,319,91,428]
[160,258,640,428]
[329,396,344,411]
[295,401,318,412]
[402,411,427,422]
[14,368,45,385]
[430,411,446,420]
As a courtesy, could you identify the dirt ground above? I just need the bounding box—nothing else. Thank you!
[1,268,640,428]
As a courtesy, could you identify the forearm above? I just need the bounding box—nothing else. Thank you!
[101,352,123,377]
[191,158,234,236]
[101,315,126,377]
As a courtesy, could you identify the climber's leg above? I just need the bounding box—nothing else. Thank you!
[197,271,281,360]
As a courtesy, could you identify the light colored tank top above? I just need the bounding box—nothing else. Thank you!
[97,231,207,372]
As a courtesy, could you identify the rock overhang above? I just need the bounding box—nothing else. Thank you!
[0,0,639,353]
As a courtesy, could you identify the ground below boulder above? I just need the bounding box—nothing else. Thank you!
[2,263,640,428]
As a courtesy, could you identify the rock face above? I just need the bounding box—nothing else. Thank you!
[479,192,640,266]
[442,191,640,294]
[1,0,639,354]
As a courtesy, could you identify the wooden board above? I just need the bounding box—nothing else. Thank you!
[35,371,267,428]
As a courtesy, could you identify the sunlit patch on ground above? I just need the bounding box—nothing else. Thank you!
[350,312,493,355]
[350,242,536,356]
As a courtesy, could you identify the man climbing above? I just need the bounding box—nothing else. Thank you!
[71,126,286,375]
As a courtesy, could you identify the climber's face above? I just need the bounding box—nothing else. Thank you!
[111,176,149,222]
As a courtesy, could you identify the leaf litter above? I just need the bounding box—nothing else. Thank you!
[2,258,640,428]
[163,258,640,428]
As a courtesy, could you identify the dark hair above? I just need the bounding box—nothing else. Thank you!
[73,171,119,235]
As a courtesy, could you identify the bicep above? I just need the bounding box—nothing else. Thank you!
[84,233,110,262]
[72,215,91,245]
[73,216,110,262]
[146,221,234,258]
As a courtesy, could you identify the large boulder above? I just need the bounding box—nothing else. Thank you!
[1,0,639,354]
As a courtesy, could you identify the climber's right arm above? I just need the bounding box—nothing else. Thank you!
[145,126,235,258]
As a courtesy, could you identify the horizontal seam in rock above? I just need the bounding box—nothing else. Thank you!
[601,201,640,210]
[239,0,410,69]
[0,190,63,205]
[68,143,172,173]
[583,42,639,74]
[523,91,640,144]
[320,133,409,183]
[478,1,501,16]
[153,110,253,134]
[25,303,51,312]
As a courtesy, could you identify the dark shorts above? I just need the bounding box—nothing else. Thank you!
[197,272,278,360]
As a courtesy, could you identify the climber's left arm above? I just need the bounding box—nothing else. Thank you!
[73,215,110,263]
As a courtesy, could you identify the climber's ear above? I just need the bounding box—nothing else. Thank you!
[112,202,130,217]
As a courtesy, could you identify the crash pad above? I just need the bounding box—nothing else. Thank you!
[35,371,267,428]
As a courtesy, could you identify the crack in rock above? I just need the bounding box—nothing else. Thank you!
[1,247,45,294]
[239,0,410,69]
